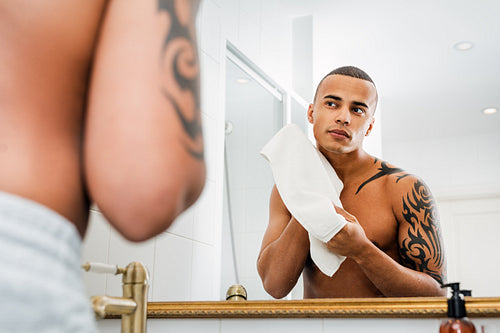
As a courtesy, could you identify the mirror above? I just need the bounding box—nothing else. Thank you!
[221,0,500,300]
[82,0,500,315]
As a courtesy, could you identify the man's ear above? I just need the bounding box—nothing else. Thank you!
[365,118,375,136]
[307,104,314,124]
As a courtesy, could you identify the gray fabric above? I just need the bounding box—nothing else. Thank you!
[0,191,98,333]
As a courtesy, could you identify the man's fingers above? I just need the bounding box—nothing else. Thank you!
[334,205,348,216]
[334,205,358,223]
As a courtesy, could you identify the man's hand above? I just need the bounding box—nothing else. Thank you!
[326,206,372,260]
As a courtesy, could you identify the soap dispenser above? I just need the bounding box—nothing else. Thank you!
[440,283,476,333]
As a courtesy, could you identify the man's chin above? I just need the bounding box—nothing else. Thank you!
[317,144,350,155]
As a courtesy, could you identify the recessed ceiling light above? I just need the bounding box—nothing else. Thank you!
[453,41,473,51]
[482,107,497,115]
[236,78,249,84]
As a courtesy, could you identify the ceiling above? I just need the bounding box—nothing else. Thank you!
[296,0,500,143]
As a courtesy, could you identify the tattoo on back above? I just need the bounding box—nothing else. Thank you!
[356,160,410,194]
[158,0,203,159]
[399,180,445,284]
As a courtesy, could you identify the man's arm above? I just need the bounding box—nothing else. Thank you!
[396,176,446,286]
[257,185,310,299]
[84,0,205,242]
[327,175,446,297]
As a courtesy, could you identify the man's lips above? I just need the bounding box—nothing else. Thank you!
[328,129,350,138]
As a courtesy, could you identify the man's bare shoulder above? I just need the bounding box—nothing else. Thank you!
[356,158,434,203]
[376,161,438,223]
[381,162,431,197]
[354,158,412,195]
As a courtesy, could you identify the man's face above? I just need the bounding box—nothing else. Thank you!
[307,74,377,155]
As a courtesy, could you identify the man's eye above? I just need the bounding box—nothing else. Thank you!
[326,101,337,107]
[353,107,365,114]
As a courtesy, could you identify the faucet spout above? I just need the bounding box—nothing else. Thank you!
[91,295,137,318]
[84,261,149,333]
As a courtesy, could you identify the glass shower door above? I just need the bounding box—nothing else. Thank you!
[221,54,284,300]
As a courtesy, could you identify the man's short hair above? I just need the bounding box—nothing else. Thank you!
[313,66,377,103]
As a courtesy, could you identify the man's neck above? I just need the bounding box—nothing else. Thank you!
[318,147,374,182]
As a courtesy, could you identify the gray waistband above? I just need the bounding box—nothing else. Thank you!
[0,191,82,277]
[0,192,97,332]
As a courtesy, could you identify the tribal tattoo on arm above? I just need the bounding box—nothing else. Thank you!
[399,179,446,284]
[356,159,446,284]
[158,0,203,159]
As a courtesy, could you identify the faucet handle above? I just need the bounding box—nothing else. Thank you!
[82,262,125,275]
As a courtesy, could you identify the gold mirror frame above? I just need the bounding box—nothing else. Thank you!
[147,297,500,319]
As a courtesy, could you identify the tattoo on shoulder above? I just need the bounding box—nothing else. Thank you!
[355,160,410,194]
[158,0,203,160]
[399,179,445,284]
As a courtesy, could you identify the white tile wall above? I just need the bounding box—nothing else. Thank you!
[230,188,246,228]
[148,318,221,333]
[237,0,262,63]
[475,318,500,333]
[383,132,500,197]
[81,210,110,296]
[237,15,261,63]
[259,2,293,87]
[200,0,222,62]
[193,179,217,245]
[234,232,267,300]
[168,206,195,240]
[153,232,193,301]
[219,0,238,41]
[201,67,220,182]
[225,318,323,333]
[451,201,500,296]
[324,318,439,332]
[191,241,218,300]
[235,231,261,279]
[97,317,500,333]
[239,0,262,25]
[244,188,270,233]
[220,197,238,299]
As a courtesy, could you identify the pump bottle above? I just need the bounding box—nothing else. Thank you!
[440,283,476,333]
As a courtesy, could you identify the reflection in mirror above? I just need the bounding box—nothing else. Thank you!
[221,49,284,300]
[221,45,500,300]
[220,0,500,300]
[79,0,500,311]
[307,0,500,298]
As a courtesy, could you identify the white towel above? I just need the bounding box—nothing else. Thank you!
[260,124,346,276]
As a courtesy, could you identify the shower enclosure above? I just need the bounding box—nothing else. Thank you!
[221,44,308,300]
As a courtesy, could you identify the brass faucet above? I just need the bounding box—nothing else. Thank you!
[226,284,247,301]
[82,262,149,333]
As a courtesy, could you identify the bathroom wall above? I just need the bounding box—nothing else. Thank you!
[97,317,500,333]
[382,132,500,199]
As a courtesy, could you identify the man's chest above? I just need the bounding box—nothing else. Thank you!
[339,182,399,251]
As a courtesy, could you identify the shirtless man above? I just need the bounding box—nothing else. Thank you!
[257,66,446,298]
[0,0,204,330]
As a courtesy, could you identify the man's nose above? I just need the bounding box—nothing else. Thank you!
[335,107,350,125]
